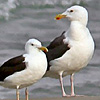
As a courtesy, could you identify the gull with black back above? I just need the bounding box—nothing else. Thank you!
[45,5,94,97]
[0,39,48,100]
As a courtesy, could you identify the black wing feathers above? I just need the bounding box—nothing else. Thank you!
[46,31,70,71]
[47,31,66,49]
[2,55,25,66]
[0,55,26,81]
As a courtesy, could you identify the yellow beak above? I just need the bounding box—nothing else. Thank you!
[38,46,48,53]
[55,14,66,20]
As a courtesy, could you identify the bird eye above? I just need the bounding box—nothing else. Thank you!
[31,43,34,46]
[70,10,73,12]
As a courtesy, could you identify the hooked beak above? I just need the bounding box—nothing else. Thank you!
[55,14,66,20]
[38,46,48,53]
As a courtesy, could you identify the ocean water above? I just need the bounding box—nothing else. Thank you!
[0,0,100,99]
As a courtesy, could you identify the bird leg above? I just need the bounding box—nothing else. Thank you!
[70,73,75,96]
[59,73,68,97]
[25,88,29,100]
[16,86,20,100]
[70,74,85,97]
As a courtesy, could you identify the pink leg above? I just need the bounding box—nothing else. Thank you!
[70,74,75,96]
[25,88,29,100]
[59,74,69,97]
[70,74,85,97]
[16,86,20,100]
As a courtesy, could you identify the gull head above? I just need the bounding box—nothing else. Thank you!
[55,5,88,26]
[25,39,48,54]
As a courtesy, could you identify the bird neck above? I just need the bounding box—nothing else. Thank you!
[26,48,40,55]
[70,20,87,27]
[68,21,89,41]
[78,18,87,26]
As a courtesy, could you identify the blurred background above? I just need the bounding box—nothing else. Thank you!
[0,0,100,99]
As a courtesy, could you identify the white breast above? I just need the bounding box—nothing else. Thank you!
[49,23,94,76]
[3,52,47,89]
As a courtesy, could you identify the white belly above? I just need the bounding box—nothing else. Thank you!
[0,53,47,89]
[45,39,94,78]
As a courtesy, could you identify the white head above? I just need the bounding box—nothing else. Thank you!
[25,39,48,54]
[55,5,88,26]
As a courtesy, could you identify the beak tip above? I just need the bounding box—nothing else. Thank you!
[54,18,56,20]
[44,48,48,52]
[54,17,61,20]
[54,14,66,20]
[39,47,48,53]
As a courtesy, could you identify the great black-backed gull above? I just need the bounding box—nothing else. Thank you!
[0,39,48,100]
[45,5,94,97]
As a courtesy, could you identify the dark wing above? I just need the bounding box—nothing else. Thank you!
[0,55,26,81]
[47,31,66,49]
[46,31,70,71]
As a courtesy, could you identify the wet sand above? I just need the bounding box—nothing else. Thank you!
[1,96,100,100]
[34,96,100,100]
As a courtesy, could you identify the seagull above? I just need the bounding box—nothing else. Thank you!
[45,5,94,97]
[0,39,48,100]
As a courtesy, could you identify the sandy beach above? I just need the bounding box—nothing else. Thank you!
[34,96,100,100]
[0,0,100,99]
[0,96,100,100]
